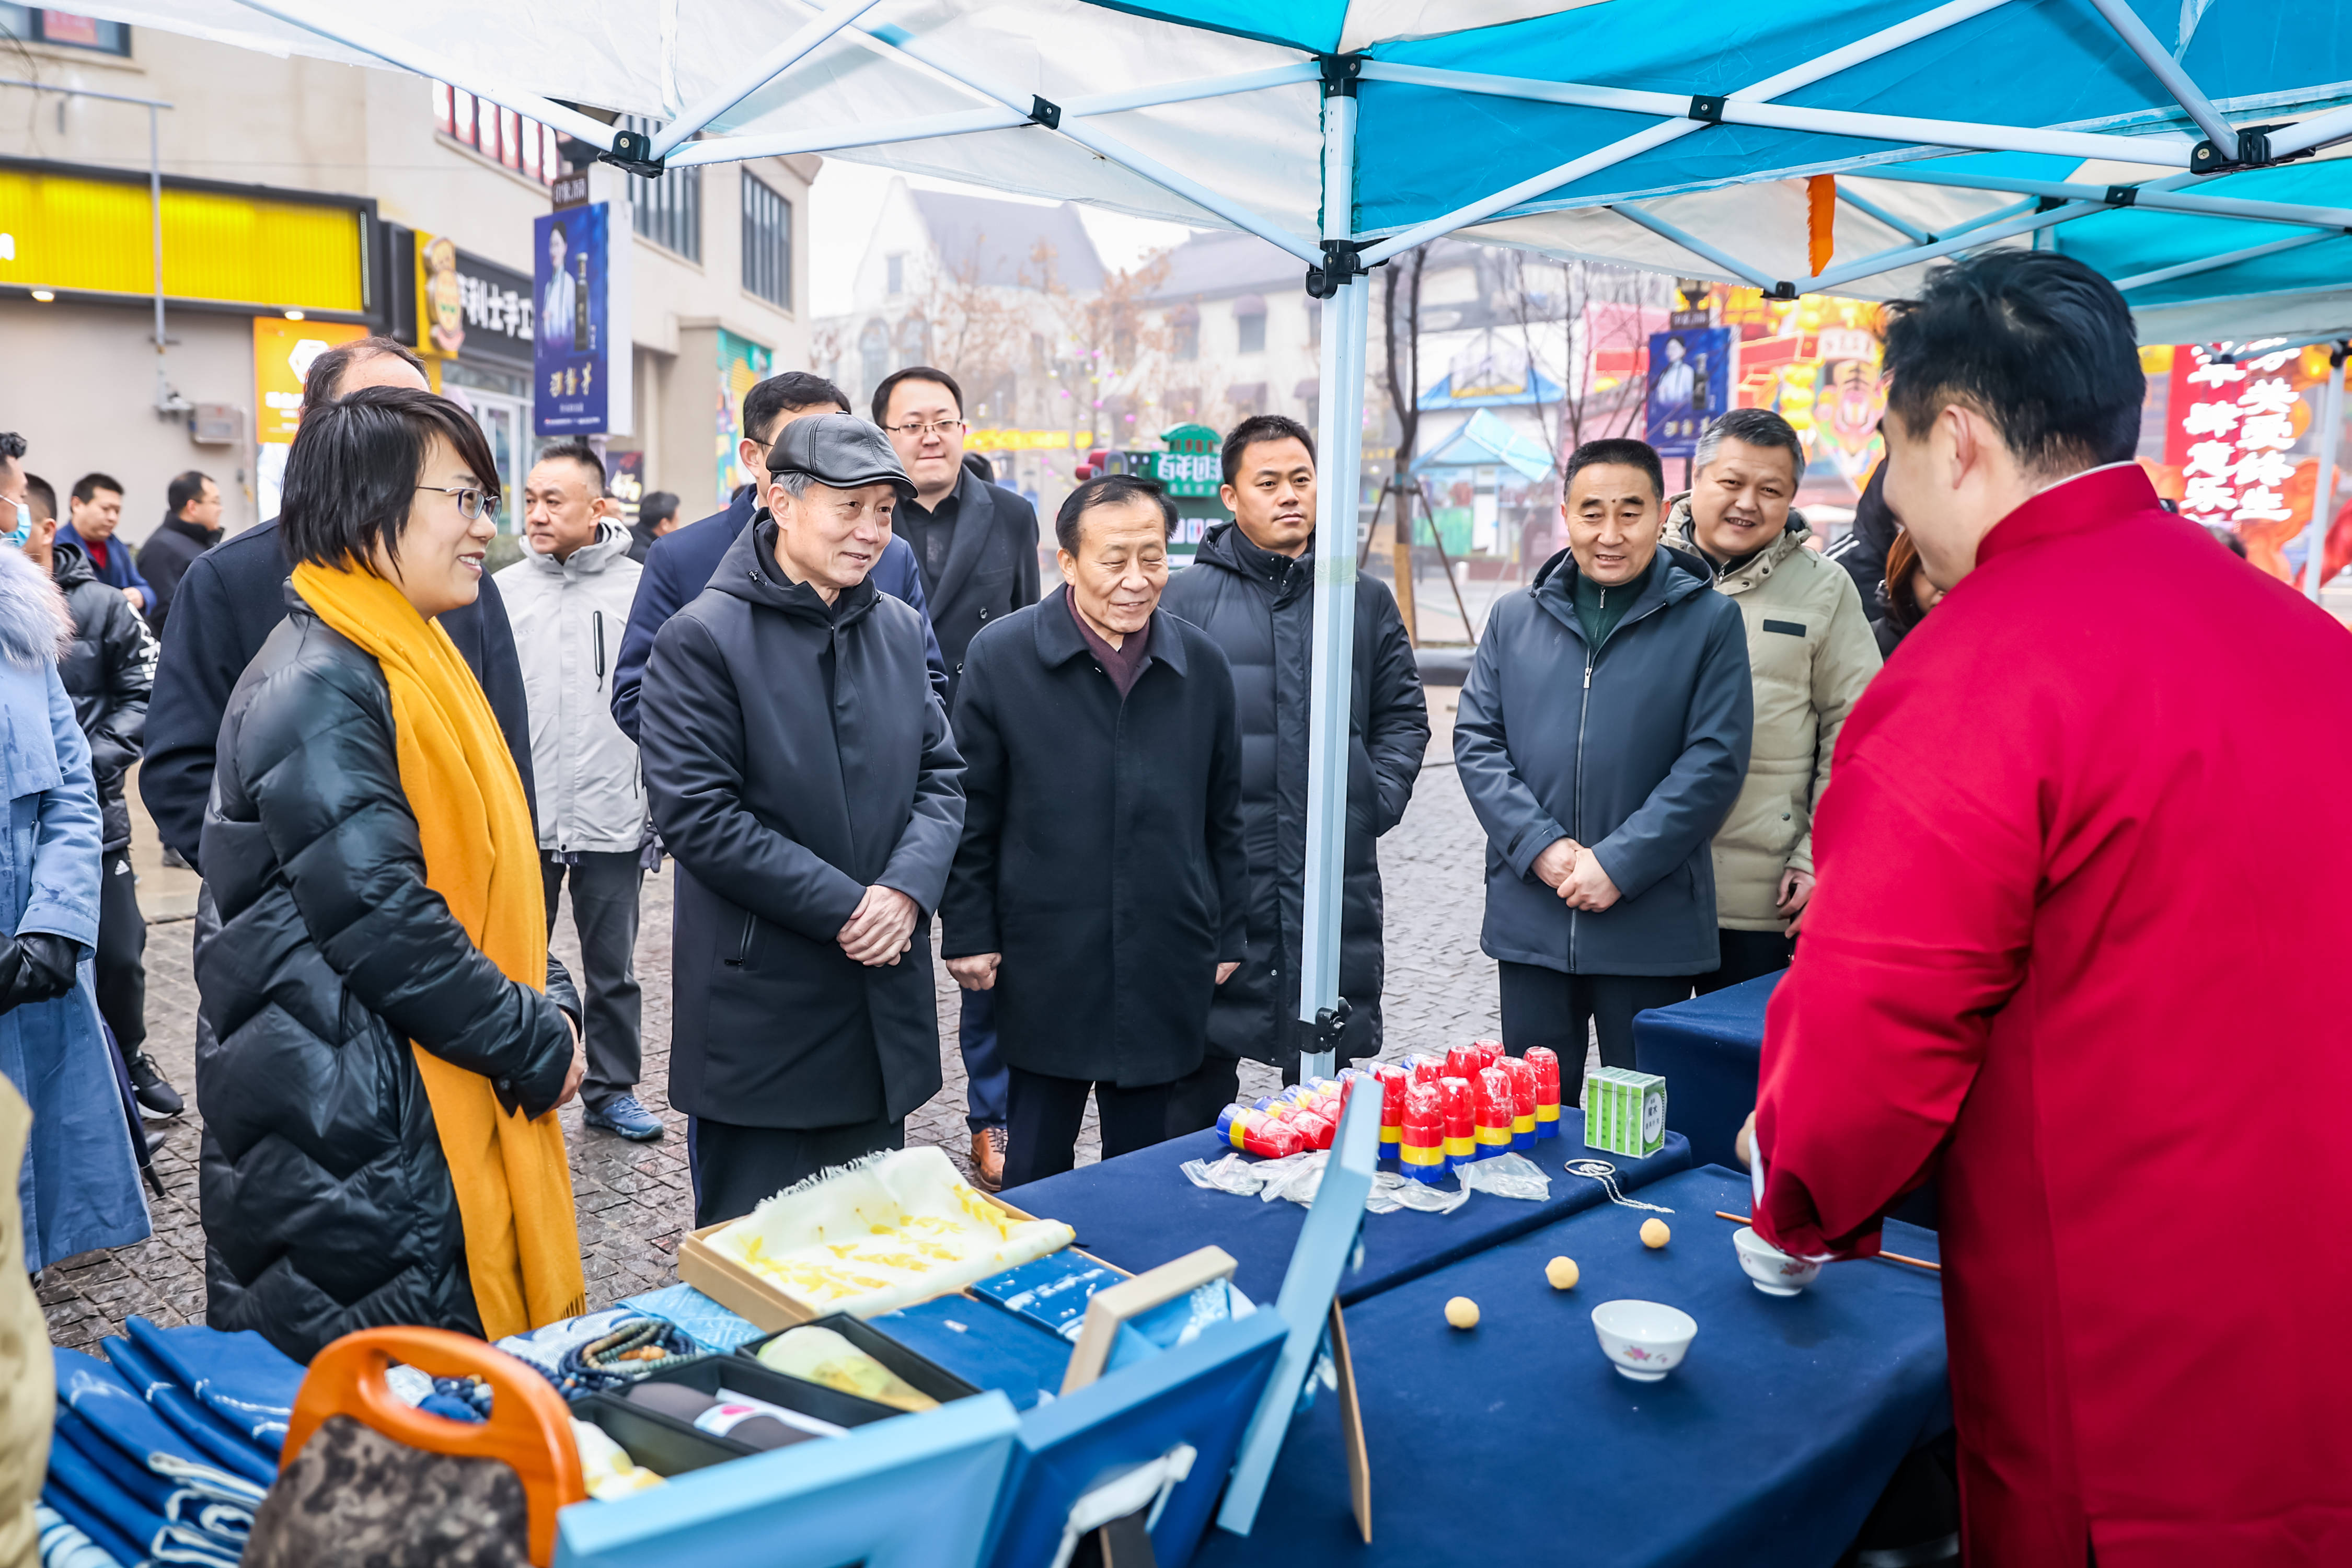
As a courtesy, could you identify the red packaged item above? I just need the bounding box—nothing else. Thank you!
[1445,1044,1482,1085]
[1374,1064,1409,1160]
[1472,1039,1504,1073]
[1473,1066,1514,1159]
[1407,1053,1447,1087]
[1215,1104,1305,1158]
[1525,1046,1563,1138]
[1438,1077,1476,1170]
[1399,1083,1446,1183]
[1503,1057,1539,1149]
[1290,1110,1336,1150]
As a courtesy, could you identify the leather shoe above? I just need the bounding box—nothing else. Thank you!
[970,1125,1007,1193]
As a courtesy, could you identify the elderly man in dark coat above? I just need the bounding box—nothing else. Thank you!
[944,474,1246,1187]
[639,416,964,1226]
[1158,415,1426,1135]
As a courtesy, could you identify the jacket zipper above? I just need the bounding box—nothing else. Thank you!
[592,610,607,691]
[724,910,755,966]
[1569,586,1675,972]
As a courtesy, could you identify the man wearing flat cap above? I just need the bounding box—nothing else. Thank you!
[639,414,966,1223]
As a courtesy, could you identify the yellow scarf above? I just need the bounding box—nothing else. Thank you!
[291,560,585,1340]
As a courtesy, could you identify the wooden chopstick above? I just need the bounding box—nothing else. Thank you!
[1714,1210,1942,1274]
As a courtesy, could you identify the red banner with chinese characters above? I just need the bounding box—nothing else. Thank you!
[2162,343,2318,576]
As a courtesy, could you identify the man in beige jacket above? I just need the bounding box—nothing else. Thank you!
[1670,408,1881,990]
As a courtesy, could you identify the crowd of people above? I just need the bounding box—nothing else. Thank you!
[4,246,2344,1562]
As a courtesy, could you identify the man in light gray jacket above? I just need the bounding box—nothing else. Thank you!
[497,440,661,1140]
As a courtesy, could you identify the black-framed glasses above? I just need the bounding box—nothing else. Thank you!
[417,484,495,520]
[885,419,967,439]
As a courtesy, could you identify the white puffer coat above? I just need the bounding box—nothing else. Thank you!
[494,522,646,854]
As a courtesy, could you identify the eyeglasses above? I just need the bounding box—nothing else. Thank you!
[885,420,967,439]
[417,484,495,520]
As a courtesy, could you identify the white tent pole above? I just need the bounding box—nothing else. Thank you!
[2079,0,2237,150]
[648,0,884,159]
[230,0,619,151]
[1359,0,2016,264]
[2111,229,2343,293]
[1807,199,2101,291]
[1609,204,1783,291]
[1059,62,1320,118]
[1295,77,1366,1086]
[2300,347,2347,603]
[2268,102,2352,160]
[1857,167,2352,231]
[1836,185,1933,244]
[664,106,1030,166]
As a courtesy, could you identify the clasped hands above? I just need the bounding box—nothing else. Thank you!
[839,885,920,967]
[1531,837,1621,912]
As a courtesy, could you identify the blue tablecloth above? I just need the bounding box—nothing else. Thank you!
[1005,1111,1690,1310]
[1195,1166,1950,1568]
[1632,971,1784,1173]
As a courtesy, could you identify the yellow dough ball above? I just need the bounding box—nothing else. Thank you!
[1444,1296,1481,1330]
[1546,1256,1580,1290]
[1641,1218,1671,1249]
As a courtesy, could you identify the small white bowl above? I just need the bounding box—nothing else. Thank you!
[1733,1226,1824,1297]
[1590,1299,1697,1382]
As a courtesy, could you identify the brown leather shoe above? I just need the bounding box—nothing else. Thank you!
[971,1125,1008,1193]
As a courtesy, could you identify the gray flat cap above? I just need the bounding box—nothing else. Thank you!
[765,413,915,499]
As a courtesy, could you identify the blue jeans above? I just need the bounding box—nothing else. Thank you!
[960,987,1008,1130]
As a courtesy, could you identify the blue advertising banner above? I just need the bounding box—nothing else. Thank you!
[1645,326,1734,458]
[535,202,614,434]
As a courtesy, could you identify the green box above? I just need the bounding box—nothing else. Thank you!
[1581,1068,1667,1158]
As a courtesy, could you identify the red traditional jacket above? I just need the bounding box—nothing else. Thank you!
[1753,464,2352,1567]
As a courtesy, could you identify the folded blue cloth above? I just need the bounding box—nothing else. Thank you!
[98,1336,278,1489]
[37,1503,128,1568]
[970,1252,1127,1342]
[38,1483,144,1568]
[53,1408,259,1544]
[123,1316,301,1455]
[864,1295,1073,1412]
[620,1283,764,1354]
[43,1431,242,1568]
[58,1347,277,1492]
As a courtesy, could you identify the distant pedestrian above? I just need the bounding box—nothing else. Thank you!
[1826,460,1897,612]
[1160,415,1426,1134]
[59,474,152,616]
[944,475,1246,1186]
[1456,437,1753,1068]
[626,490,680,563]
[498,441,660,1143]
[136,469,224,639]
[1871,527,1943,658]
[1669,407,1880,992]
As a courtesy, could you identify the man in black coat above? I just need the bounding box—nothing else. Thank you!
[639,416,964,1226]
[1455,438,1754,1069]
[943,474,1246,1188]
[1158,416,1427,1135]
[135,469,224,640]
[876,364,1042,1191]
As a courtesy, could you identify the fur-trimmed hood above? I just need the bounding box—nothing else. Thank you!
[0,545,72,668]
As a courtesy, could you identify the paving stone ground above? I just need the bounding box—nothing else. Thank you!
[40,701,1522,1352]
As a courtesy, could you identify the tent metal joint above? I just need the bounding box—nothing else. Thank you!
[2190,121,2313,175]
[1304,239,1366,299]
[1688,94,1726,123]
[1768,280,1800,301]
[1028,94,1063,131]
[598,126,665,178]
[2105,185,2138,208]
[1318,53,1362,97]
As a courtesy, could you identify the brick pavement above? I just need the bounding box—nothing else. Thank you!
[40,704,1514,1352]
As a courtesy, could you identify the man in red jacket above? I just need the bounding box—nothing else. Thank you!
[1748,250,2352,1565]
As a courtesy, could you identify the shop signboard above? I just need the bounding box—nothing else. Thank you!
[717,329,775,504]
[533,202,630,435]
[253,316,369,519]
[419,235,536,369]
[1644,326,1733,458]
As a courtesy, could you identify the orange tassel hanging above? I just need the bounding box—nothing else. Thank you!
[1807,175,1837,277]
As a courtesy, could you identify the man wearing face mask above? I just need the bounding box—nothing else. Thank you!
[1668,408,1880,990]
[1456,438,1753,1069]
[943,475,1245,1187]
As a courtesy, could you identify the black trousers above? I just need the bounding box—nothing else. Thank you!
[541,851,643,1106]
[96,847,146,1057]
[1003,1066,1173,1189]
[687,1114,903,1228]
[1692,927,1794,995]
[1496,961,1690,1071]
[1165,1050,1317,1141]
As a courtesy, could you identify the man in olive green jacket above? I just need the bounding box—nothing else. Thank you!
[1669,408,1881,990]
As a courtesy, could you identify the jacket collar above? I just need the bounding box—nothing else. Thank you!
[1033,583,1188,678]
[158,514,224,548]
[927,469,997,608]
[522,519,633,579]
[1194,520,1310,595]
[50,541,96,591]
[708,509,881,626]
[1974,462,2158,568]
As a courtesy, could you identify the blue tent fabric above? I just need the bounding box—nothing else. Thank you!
[94,1338,280,1488]
[1414,409,1557,482]
[122,1317,302,1455]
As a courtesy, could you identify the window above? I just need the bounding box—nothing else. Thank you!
[859,320,891,398]
[1237,310,1266,355]
[1172,305,1200,362]
[741,172,792,310]
[430,82,556,186]
[620,114,701,262]
[0,7,130,53]
[886,254,905,297]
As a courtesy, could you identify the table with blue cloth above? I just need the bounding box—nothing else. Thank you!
[1194,1165,1950,1568]
[1632,970,1784,1173]
[1005,1109,1691,1309]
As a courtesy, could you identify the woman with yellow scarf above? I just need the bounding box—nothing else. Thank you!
[197,386,587,1361]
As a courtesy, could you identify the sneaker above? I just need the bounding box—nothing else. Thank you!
[126,1052,184,1119]
[583,1092,664,1142]
[970,1125,1007,1193]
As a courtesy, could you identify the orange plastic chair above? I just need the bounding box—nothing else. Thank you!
[281,1325,587,1566]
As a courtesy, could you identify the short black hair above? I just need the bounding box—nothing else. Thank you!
[301,335,429,413]
[743,372,852,446]
[22,474,56,524]
[1564,438,1664,501]
[71,473,125,505]
[167,470,214,517]
[281,387,500,573]
[0,433,23,463]
[640,490,680,526]
[1222,413,1316,488]
[1880,250,2142,474]
[1054,473,1176,555]
[1693,407,1804,481]
[871,366,963,426]
[534,439,606,492]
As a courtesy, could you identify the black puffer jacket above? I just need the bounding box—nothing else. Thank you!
[1158,524,1428,1064]
[196,589,580,1362]
[51,541,153,854]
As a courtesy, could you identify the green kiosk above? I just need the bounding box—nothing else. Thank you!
[1080,423,1226,567]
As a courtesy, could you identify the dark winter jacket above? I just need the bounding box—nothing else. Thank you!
[899,471,1042,710]
[140,518,534,870]
[51,542,154,854]
[55,521,151,608]
[1825,462,1898,614]
[942,589,1248,1088]
[609,486,944,743]
[640,516,964,1131]
[1455,546,1754,976]
[136,514,223,640]
[195,587,581,1363]
[1158,523,1427,1064]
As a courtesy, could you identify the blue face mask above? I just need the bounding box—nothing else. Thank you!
[1,501,29,550]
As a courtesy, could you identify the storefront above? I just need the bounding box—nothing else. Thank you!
[388,227,538,534]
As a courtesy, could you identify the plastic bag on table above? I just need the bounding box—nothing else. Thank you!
[1458,1151,1551,1201]
[1376,1172,1471,1215]
[1180,1149,1318,1198]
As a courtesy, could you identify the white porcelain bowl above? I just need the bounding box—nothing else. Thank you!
[1733,1226,1824,1297]
[1590,1299,1698,1382]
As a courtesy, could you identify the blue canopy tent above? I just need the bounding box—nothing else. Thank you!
[90,0,2352,1074]
[1414,410,1557,485]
